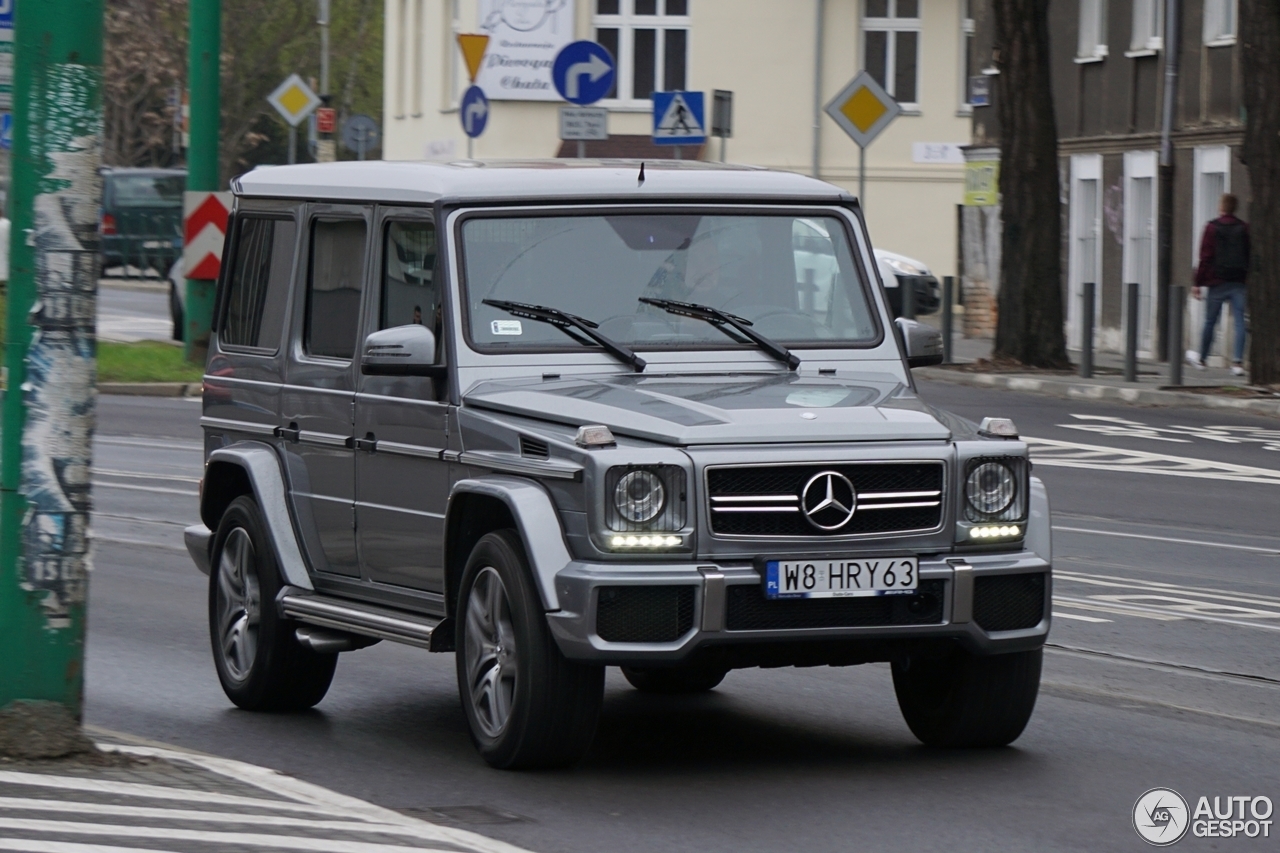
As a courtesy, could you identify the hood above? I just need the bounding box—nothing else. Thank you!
[463,371,953,446]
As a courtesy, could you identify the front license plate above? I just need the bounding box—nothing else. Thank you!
[764,557,918,599]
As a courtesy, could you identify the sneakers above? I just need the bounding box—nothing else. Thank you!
[1231,363,1246,377]
[1187,353,1206,370]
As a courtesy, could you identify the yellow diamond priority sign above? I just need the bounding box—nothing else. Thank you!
[267,73,322,128]
[824,70,900,148]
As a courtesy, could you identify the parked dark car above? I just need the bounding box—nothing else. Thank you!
[100,168,185,276]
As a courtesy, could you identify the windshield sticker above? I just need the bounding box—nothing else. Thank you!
[491,320,523,336]
[786,388,852,408]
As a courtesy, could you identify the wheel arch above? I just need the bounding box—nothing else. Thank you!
[201,442,314,591]
[445,476,573,617]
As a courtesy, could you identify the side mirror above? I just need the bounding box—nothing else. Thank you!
[895,318,944,368]
[360,324,445,378]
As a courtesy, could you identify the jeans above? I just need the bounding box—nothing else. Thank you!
[1199,281,1247,364]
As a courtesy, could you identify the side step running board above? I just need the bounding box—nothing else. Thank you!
[278,589,449,651]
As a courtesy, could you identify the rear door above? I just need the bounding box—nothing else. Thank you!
[281,205,372,577]
[354,209,450,592]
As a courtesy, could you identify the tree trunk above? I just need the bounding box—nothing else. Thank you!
[991,0,1070,367]
[1241,3,1280,386]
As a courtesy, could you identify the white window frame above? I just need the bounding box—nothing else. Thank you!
[1203,0,1237,46]
[1122,150,1158,354]
[958,3,976,113]
[593,0,692,109]
[394,0,408,118]
[1127,0,1163,54]
[1188,145,1231,360]
[446,0,465,110]
[1076,0,1109,62]
[1067,154,1103,349]
[862,0,922,111]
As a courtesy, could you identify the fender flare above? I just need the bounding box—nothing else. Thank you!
[204,443,314,591]
[1026,475,1052,565]
[446,476,572,612]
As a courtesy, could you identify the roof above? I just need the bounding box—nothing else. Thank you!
[232,159,851,205]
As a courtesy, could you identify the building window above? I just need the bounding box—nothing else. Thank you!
[1203,0,1236,45]
[960,0,975,111]
[1130,0,1163,51]
[1068,154,1102,349]
[863,0,919,107]
[594,0,690,105]
[1077,0,1108,60]
[1123,151,1158,353]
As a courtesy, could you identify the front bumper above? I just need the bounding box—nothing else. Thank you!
[546,550,1050,664]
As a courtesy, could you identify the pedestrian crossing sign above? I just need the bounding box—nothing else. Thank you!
[824,70,900,149]
[652,91,706,145]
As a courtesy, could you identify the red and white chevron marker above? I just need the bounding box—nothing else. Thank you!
[182,191,233,280]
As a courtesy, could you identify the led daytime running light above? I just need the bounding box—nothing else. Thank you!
[969,525,1021,539]
[609,534,683,549]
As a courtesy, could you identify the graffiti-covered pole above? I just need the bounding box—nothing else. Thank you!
[0,0,104,713]
[184,0,220,362]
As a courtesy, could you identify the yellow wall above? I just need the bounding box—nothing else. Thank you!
[384,0,971,276]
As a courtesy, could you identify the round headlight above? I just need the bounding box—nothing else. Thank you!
[966,461,1016,515]
[614,470,666,524]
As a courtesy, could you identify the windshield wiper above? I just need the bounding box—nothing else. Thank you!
[483,299,646,372]
[639,298,800,370]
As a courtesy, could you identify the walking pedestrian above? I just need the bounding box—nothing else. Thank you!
[1189,193,1250,376]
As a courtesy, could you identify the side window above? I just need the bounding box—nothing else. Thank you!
[305,219,368,359]
[222,217,296,350]
[380,220,438,332]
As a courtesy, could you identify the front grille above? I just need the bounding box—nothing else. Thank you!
[707,463,944,537]
[974,573,1046,632]
[596,586,696,643]
[725,579,945,631]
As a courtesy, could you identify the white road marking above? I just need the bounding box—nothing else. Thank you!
[1058,415,1280,451]
[1027,436,1280,485]
[95,468,200,483]
[0,819,455,853]
[91,481,197,497]
[1052,611,1112,623]
[1051,599,1181,621]
[0,840,187,853]
[1053,594,1280,632]
[1053,525,1280,554]
[95,436,202,452]
[0,771,334,814]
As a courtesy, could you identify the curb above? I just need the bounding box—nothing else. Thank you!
[915,367,1280,418]
[98,382,200,397]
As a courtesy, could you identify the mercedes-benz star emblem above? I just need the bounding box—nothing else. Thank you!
[801,471,857,531]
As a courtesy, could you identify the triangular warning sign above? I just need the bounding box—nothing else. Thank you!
[655,93,703,138]
[457,33,490,84]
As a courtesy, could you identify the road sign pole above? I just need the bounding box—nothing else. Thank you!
[577,140,584,159]
[288,125,297,164]
[185,0,220,363]
[859,146,865,208]
[0,0,104,716]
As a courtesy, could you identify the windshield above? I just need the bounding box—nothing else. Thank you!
[461,213,878,352]
[109,174,185,207]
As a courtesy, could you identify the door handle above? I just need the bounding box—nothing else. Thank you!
[351,433,377,453]
[276,422,301,443]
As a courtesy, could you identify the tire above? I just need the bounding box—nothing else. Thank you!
[621,665,729,694]
[209,495,337,711]
[456,530,604,769]
[892,645,1042,748]
[169,282,184,342]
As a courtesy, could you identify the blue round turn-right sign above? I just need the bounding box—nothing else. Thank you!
[552,41,616,106]
[460,85,489,139]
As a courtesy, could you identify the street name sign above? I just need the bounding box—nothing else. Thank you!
[652,91,705,145]
[267,74,321,127]
[183,191,233,281]
[824,70,900,149]
[559,107,607,141]
[460,85,489,138]
[552,41,615,106]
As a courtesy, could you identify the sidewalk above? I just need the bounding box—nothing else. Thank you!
[916,327,1280,418]
[0,728,534,853]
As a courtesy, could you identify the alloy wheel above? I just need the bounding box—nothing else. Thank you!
[464,566,518,738]
[215,527,261,682]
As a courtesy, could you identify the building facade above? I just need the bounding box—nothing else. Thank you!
[967,0,1245,359]
[383,0,979,278]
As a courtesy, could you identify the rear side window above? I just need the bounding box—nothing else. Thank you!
[221,217,296,350]
[306,219,368,359]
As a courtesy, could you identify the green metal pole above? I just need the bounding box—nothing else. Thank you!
[0,0,104,714]
[184,0,219,362]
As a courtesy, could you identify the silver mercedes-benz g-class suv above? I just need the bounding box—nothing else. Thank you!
[185,160,1050,769]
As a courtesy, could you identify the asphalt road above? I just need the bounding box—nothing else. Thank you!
[83,386,1280,852]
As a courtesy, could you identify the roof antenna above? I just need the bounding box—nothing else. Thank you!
[637,162,645,185]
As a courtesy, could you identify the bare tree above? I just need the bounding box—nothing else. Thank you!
[990,0,1069,367]
[103,0,186,168]
[1241,3,1280,386]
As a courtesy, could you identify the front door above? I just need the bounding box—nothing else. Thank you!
[281,206,372,577]
[354,212,450,592]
